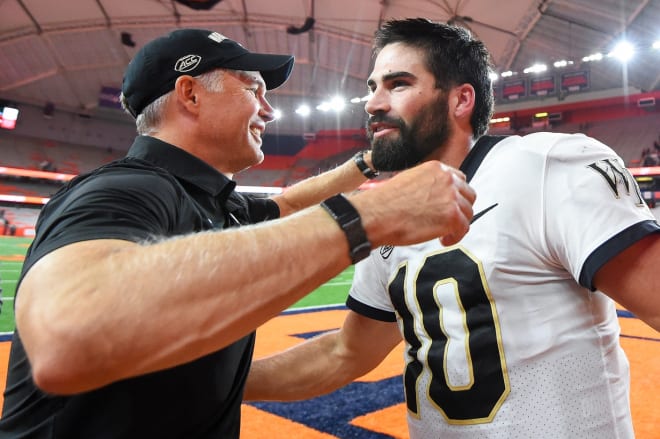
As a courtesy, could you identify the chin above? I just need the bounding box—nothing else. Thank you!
[246,153,264,170]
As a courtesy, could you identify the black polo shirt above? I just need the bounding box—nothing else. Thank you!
[0,136,280,439]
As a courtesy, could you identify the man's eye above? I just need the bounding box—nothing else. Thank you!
[248,88,259,96]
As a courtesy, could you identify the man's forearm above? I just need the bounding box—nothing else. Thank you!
[245,331,357,401]
[245,311,403,401]
[18,207,354,395]
[273,152,374,217]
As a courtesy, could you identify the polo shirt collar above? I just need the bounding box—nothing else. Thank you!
[126,136,236,199]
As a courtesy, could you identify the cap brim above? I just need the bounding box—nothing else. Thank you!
[223,53,294,90]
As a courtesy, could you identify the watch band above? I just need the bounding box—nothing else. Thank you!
[320,194,372,264]
[353,151,380,179]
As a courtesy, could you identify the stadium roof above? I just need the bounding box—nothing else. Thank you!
[1,0,659,134]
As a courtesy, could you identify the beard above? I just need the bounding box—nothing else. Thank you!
[367,93,451,172]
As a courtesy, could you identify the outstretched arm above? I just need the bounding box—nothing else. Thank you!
[271,151,377,217]
[245,311,402,401]
[17,160,472,395]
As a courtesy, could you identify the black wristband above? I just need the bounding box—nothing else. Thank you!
[320,194,372,264]
[353,151,379,179]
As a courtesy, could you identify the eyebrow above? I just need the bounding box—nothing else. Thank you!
[367,71,416,88]
[232,70,266,89]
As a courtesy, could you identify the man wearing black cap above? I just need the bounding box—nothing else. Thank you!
[0,28,476,438]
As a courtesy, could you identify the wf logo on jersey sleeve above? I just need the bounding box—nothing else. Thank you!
[587,158,645,206]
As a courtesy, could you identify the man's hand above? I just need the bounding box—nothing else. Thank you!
[350,160,476,247]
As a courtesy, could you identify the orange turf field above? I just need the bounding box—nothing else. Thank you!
[241,309,660,438]
[0,308,656,437]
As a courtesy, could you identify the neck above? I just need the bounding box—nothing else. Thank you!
[425,133,474,169]
[151,132,234,180]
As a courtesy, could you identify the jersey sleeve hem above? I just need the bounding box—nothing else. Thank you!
[346,296,397,322]
[579,219,660,290]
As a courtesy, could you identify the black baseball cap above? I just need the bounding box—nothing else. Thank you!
[121,28,295,118]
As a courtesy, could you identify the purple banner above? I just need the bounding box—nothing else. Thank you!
[98,86,122,110]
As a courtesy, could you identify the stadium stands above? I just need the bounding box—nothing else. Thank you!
[0,206,40,237]
[1,132,122,174]
[489,113,660,167]
[2,103,659,234]
[585,114,660,166]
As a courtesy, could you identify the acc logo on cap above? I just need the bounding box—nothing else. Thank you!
[175,54,202,72]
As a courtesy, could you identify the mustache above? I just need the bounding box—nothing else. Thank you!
[366,114,405,131]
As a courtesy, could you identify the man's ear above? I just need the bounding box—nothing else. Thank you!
[174,75,200,114]
[452,83,476,121]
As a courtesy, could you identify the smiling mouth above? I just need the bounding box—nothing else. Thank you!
[371,125,399,137]
[249,127,263,139]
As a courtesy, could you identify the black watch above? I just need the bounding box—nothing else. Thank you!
[353,151,379,179]
[320,194,372,264]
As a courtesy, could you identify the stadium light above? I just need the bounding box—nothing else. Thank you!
[0,106,19,130]
[351,94,372,104]
[316,97,346,113]
[329,96,345,112]
[295,104,311,117]
[608,41,635,62]
[272,109,283,120]
[553,60,573,68]
[246,38,660,120]
[582,52,603,62]
[523,64,547,74]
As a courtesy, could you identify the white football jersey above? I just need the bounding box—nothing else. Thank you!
[348,132,659,439]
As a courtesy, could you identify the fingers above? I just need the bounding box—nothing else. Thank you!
[452,173,476,214]
[440,181,474,247]
[434,162,475,237]
[411,161,475,245]
[352,160,476,248]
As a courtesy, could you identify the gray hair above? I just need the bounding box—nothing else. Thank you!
[120,69,226,136]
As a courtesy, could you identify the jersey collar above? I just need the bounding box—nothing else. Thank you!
[126,135,236,199]
[460,135,509,183]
